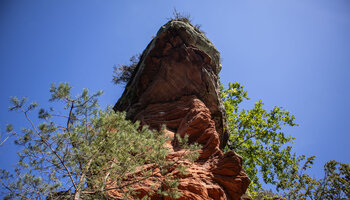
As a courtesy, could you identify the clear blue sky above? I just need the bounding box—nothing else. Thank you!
[1,0,349,190]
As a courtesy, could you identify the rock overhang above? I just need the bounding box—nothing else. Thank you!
[114,20,229,149]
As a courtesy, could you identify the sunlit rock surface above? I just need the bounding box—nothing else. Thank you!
[112,20,250,200]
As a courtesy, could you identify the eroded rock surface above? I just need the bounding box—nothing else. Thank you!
[113,20,250,200]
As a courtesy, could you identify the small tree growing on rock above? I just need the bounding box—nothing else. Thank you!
[112,54,140,85]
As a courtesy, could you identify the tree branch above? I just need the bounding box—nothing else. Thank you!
[21,108,77,191]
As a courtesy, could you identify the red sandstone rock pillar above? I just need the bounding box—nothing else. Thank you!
[113,20,250,199]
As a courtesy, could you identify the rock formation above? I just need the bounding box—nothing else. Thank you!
[112,19,250,200]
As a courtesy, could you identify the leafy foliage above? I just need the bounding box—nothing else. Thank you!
[222,82,298,191]
[283,157,350,200]
[253,189,283,200]
[0,83,200,199]
[221,82,350,199]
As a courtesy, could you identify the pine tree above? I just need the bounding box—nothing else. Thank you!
[0,83,200,199]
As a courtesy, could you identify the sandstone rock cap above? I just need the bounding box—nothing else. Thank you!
[114,20,229,149]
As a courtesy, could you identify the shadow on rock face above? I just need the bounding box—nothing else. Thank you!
[113,20,250,200]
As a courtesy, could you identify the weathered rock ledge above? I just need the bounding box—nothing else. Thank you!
[113,20,250,200]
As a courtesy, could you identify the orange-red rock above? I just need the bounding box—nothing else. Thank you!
[112,20,250,200]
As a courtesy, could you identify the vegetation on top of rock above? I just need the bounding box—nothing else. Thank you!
[112,9,210,88]
[167,8,205,34]
[112,10,206,87]
[167,8,191,23]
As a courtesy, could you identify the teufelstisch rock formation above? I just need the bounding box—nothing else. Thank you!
[112,19,250,200]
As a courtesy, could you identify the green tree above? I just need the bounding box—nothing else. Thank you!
[253,189,282,200]
[0,83,200,200]
[221,82,350,199]
[283,156,350,200]
[222,82,299,193]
